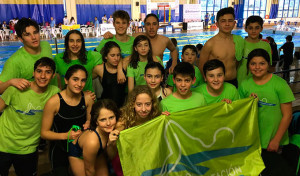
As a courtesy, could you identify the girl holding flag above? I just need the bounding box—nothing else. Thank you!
[238,49,295,175]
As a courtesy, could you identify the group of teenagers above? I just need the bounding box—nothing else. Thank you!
[0,6,298,176]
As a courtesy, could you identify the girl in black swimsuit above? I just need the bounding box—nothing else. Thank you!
[69,99,120,176]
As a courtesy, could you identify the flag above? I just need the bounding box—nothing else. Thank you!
[157,6,160,20]
[117,98,265,176]
[169,6,171,22]
[61,24,80,36]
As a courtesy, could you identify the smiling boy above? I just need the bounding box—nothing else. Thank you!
[0,18,55,94]
[237,16,272,87]
[194,59,239,105]
[160,62,206,113]
[0,57,60,176]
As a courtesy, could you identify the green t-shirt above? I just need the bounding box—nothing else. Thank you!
[193,82,240,105]
[167,66,204,92]
[237,40,272,87]
[233,34,245,62]
[96,35,135,59]
[238,74,295,148]
[0,41,57,86]
[160,92,207,113]
[0,85,60,154]
[54,50,102,92]
[127,58,162,86]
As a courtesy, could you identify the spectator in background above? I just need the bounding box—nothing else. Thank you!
[70,17,75,25]
[94,17,100,37]
[63,15,69,25]
[195,43,203,66]
[266,36,279,72]
[204,13,209,29]
[50,17,56,38]
[8,21,15,41]
[279,35,294,82]
[165,38,180,73]
[2,21,7,29]
[108,15,113,24]
[102,14,107,24]
[210,13,215,25]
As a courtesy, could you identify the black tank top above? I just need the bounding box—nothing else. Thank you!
[53,91,87,151]
[101,63,126,107]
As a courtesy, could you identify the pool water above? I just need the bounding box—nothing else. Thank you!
[0,29,299,73]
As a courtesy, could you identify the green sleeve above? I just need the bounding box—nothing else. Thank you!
[238,82,247,99]
[160,100,168,112]
[233,88,240,101]
[127,65,134,77]
[266,44,272,64]
[167,74,174,87]
[0,54,20,82]
[156,56,163,65]
[96,39,108,52]
[1,86,16,105]
[89,51,103,65]
[233,35,245,61]
[276,77,295,103]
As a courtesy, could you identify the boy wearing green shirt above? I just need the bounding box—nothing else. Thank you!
[161,62,207,113]
[0,57,60,176]
[96,10,134,59]
[167,45,205,91]
[194,59,239,105]
[237,15,272,87]
[0,18,55,94]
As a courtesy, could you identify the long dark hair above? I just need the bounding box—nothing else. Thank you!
[129,35,154,69]
[90,99,120,130]
[63,30,87,64]
[101,41,121,63]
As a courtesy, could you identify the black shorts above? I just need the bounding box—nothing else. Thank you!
[0,151,38,176]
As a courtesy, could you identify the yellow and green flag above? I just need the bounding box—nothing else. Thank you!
[117,98,265,176]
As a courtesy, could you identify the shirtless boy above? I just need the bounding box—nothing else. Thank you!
[198,7,244,87]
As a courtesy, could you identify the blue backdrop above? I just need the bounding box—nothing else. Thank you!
[0,4,64,25]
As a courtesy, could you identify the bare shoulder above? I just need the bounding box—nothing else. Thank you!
[164,87,173,97]
[82,131,101,151]
[84,91,94,104]
[46,93,60,106]
[204,36,217,47]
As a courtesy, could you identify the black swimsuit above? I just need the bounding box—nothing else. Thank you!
[68,130,103,158]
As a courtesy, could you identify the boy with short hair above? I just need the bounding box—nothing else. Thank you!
[199,7,245,88]
[0,18,55,94]
[167,45,205,91]
[160,62,206,113]
[96,10,134,59]
[194,59,239,105]
[237,15,272,86]
[0,57,60,176]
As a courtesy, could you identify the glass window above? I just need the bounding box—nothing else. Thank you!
[243,0,266,19]
[278,0,299,18]
[200,0,228,18]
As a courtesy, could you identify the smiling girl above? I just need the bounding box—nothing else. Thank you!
[54,30,102,92]
[238,48,295,175]
[41,65,94,175]
[124,35,163,93]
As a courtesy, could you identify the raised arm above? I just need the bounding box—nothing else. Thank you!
[83,92,94,130]
[0,79,31,94]
[166,38,178,73]
[41,95,82,140]
[198,41,212,76]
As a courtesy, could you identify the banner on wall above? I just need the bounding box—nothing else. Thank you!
[183,4,201,22]
[61,24,80,36]
[187,22,204,30]
[117,98,265,176]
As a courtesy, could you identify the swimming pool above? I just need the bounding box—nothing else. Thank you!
[0,29,299,73]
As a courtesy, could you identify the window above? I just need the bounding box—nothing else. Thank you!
[243,0,267,19]
[201,0,228,20]
[278,0,299,18]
